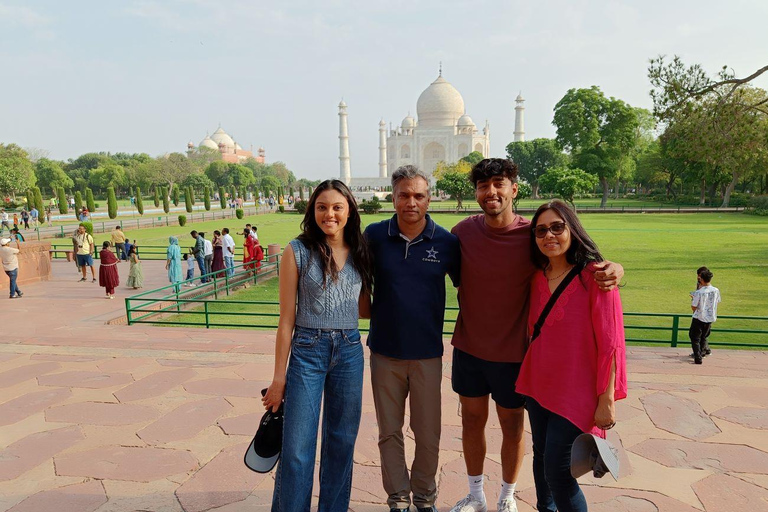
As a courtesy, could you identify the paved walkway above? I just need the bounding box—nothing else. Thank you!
[0,261,767,511]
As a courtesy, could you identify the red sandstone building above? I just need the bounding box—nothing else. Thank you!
[189,126,265,164]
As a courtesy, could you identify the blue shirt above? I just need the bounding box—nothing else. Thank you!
[365,214,460,359]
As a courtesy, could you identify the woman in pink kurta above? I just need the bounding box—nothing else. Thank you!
[517,200,627,512]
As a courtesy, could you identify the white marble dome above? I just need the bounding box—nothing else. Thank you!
[211,127,235,148]
[457,114,475,126]
[401,114,416,129]
[199,136,218,150]
[416,75,465,127]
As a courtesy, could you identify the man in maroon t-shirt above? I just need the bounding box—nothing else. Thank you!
[448,159,623,512]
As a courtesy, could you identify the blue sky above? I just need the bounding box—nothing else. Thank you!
[2,0,766,180]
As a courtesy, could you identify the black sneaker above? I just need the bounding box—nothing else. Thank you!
[79,278,86,282]
[704,349,712,356]
[694,358,703,365]
[16,292,22,298]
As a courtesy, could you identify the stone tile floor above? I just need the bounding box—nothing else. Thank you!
[0,261,767,511]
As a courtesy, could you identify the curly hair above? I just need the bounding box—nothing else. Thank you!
[469,158,519,187]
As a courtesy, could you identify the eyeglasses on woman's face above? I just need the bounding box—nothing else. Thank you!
[533,222,567,238]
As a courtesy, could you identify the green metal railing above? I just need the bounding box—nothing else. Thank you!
[50,243,246,261]
[126,257,280,327]
[125,278,768,347]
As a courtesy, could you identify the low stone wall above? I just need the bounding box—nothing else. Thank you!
[0,241,52,287]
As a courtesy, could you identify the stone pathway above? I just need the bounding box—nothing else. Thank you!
[1,261,767,511]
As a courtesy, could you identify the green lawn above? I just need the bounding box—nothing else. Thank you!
[146,211,768,347]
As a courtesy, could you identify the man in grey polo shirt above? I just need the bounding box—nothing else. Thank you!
[365,165,460,512]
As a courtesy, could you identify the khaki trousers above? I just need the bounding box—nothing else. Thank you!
[370,353,442,509]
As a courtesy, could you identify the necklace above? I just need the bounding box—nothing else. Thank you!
[546,264,573,281]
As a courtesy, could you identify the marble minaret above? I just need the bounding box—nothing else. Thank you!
[514,93,525,142]
[378,119,388,178]
[339,100,351,184]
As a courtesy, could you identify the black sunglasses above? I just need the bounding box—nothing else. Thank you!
[533,222,567,238]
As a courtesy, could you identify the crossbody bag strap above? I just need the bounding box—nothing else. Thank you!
[530,263,585,343]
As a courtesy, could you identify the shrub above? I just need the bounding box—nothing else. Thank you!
[278,205,285,213]
[184,187,193,213]
[33,187,44,214]
[172,186,180,206]
[189,187,196,205]
[178,214,187,226]
[384,193,392,202]
[81,221,93,235]
[74,190,83,213]
[235,208,244,219]
[360,196,383,214]
[746,195,768,216]
[85,188,96,212]
[107,187,118,219]
[294,199,309,214]
[162,187,170,214]
[153,187,160,207]
[135,186,144,215]
[204,186,211,211]
[57,187,68,214]
[219,186,226,209]
[26,189,35,210]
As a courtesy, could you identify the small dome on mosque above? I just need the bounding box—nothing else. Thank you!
[339,100,347,108]
[516,93,525,102]
[211,127,235,148]
[401,114,416,129]
[199,136,218,150]
[457,114,475,127]
[416,75,465,127]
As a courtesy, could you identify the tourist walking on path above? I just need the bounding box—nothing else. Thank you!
[689,268,721,365]
[45,208,52,227]
[20,210,29,230]
[211,230,225,278]
[0,209,10,235]
[166,237,183,292]
[190,231,208,284]
[364,165,460,512]
[74,224,97,283]
[29,207,38,228]
[202,232,213,277]
[221,228,236,277]
[1,237,23,299]
[262,179,373,512]
[111,226,127,260]
[242,228,257,271]
[98,242,120,299]
[448,159,623,512]
[125,246,144,289]
[516,200,628,512]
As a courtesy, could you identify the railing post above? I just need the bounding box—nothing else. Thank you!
[671,316,680,347]
[213,276,218,300]
[225,271,229,296]
[205,301,209,328]
[126,298,132,325]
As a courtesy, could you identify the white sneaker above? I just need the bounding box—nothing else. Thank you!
[497,498,518,512]
[449,494,487,512]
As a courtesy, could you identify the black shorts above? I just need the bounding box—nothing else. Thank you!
[451,347,526,409]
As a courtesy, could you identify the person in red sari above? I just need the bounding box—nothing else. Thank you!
[243,229,256,271]
[98,241,120,299]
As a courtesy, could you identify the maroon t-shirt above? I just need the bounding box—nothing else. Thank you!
[451,214,537,363]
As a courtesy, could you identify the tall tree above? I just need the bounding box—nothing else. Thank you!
[74,191,83,213]
[35,158,73,195]
[538,167,599,210]
[184,187,193,213]
[218,186,226,209]
[553,86,639,206]
[506,138,568,198]
[0,144,37,196]
[153,186,160,207]
[460,151,485,166]
[172,186,180,206]
[204,186,211,211]
[435,161,474,209]
[162,187,170,214]
[33,187,44,214]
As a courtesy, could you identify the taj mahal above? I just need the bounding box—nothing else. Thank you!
[341,70,526,188]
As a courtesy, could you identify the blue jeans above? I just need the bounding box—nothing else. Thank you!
[526,397,588,512]
[272,327,364,512]
[224,255,235,277]
[186,267,194,281]
[5,269,21,298]
[195,254,207,283]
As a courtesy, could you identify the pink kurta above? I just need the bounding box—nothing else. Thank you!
[516,264,627,437]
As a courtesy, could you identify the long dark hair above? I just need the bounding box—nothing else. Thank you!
[530,200,604,270]
[297,179,373,294]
